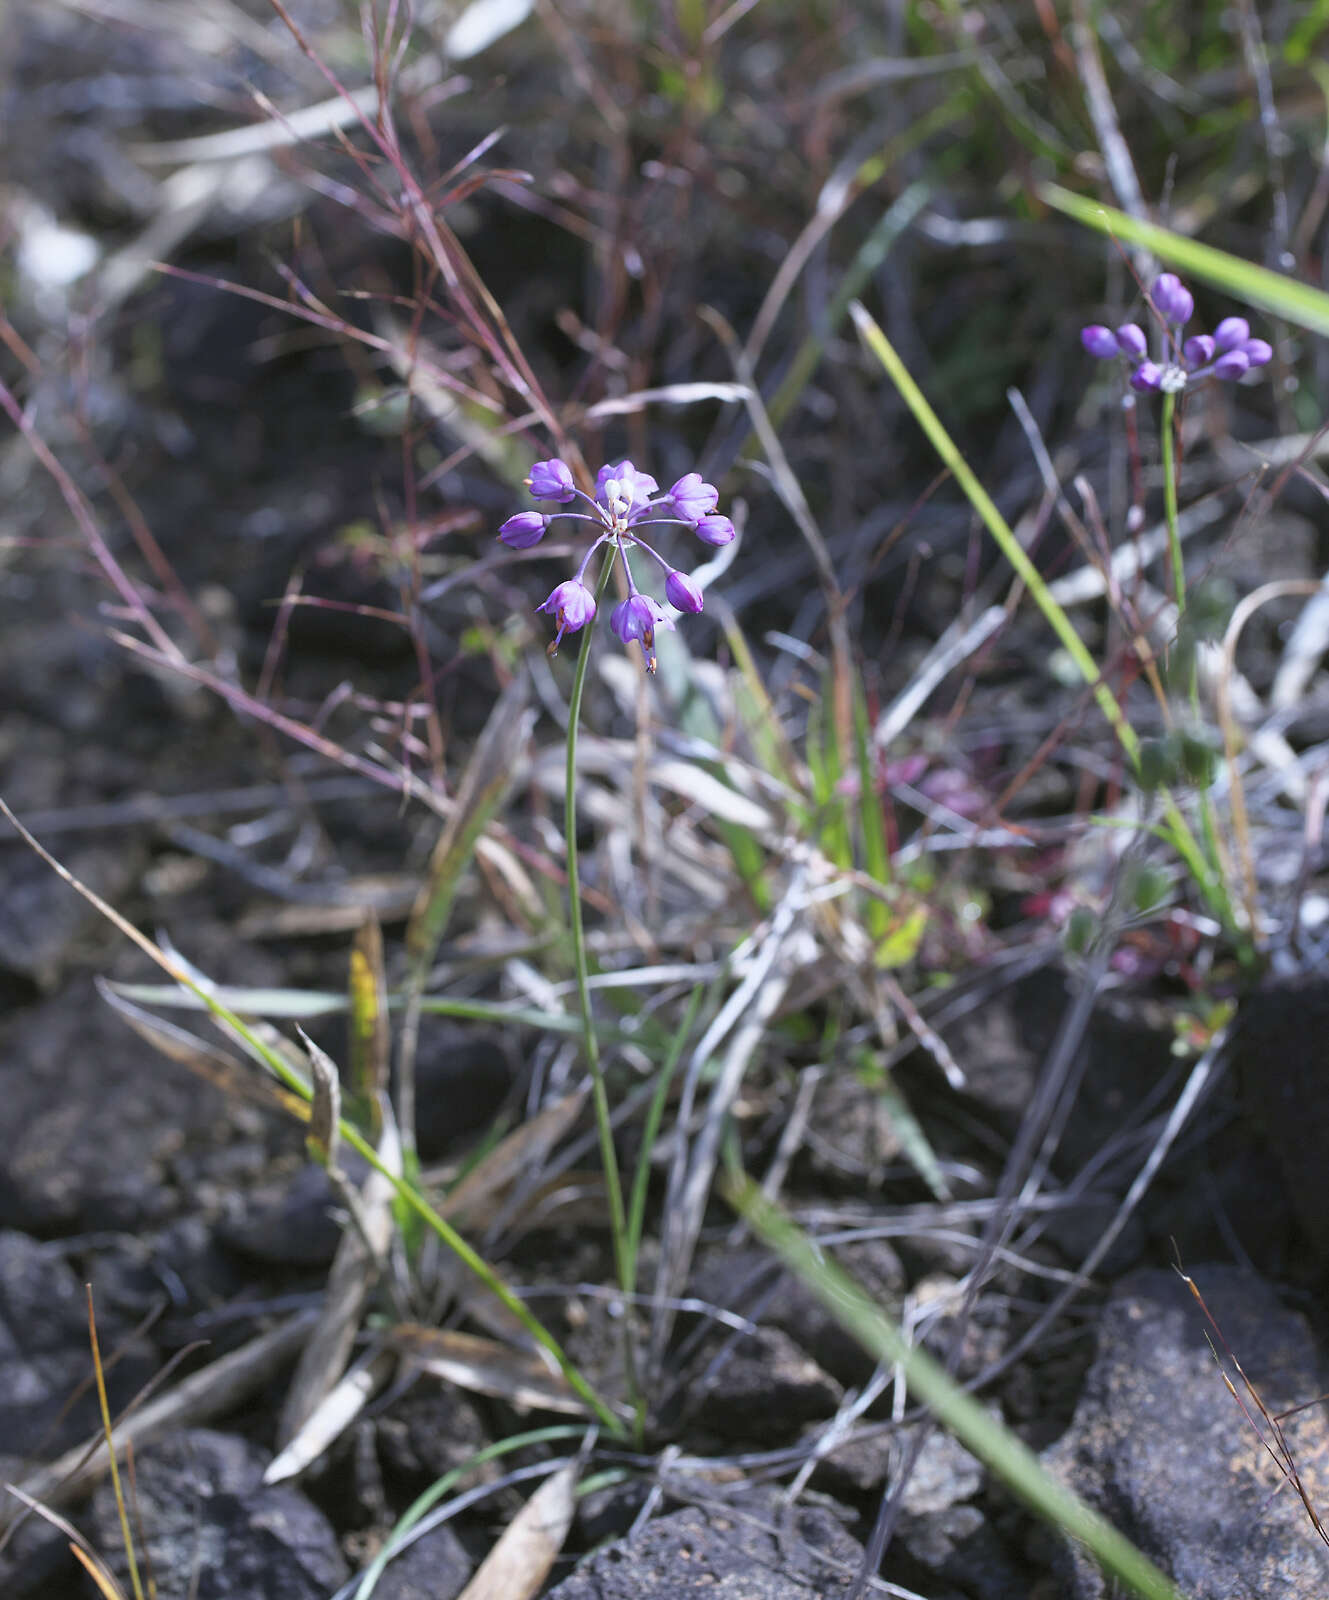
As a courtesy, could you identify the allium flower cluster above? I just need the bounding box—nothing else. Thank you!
[499,458,735,672]
[1081,273,1272,395]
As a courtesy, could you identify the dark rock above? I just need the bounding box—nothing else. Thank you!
[89,1428,347,1600]
[0,1228,157,1455]
[217,1162,344,1268]
[681,1325,843,1445]
[412,1026,514,1162]
[0,843,140,984]
[545,1486,864,1598]
[368,1521,474,1600]
[1232,972,1329,1259]
[896,1504,1031,1600]
[0,980,238,1234]
[376,1381,489,1487]
[1044,1266,1329,1598]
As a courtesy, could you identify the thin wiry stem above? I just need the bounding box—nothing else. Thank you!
[563,550,643,1441]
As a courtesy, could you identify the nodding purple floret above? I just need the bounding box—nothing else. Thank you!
[526,458,576,502]
[595,461,658,516]
[611,594,674,673]
[1182,334,1215,367]
[1081,325,1119,360]
[695,513,736,547]
[1129,361,1164,393]
[536,579,596,651]
[1213,317,1250,353]
[668,473,719,524]
[1115,323,1148,361]
[1153,274,1194,325]
[498,511,547,549]
[1212,348,1250,380]
[665,569,704,614]
[1243,338,1273,368]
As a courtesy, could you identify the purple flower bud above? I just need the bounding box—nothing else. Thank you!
[536,579,596,649]
[611,594,674,673]
[1212,349,1250,380]
[1152,273,1193,325]
[1242,338,1273,368]
[1129,361,1164,393]
[668,472,719,523]
[498,511,547,549]
[665,569,704,614]
[526,458,576,502]
[695,513,736,547]
[1081,325,1120,360]
[595,461,658,516]
[1115,323,1148,361]
[1182,334,1214,367]
[1213,317,1250,353]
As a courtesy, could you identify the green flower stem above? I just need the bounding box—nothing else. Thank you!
[1160,390,1184,614]
[850,303,1245,950]
[564,549,643,1441]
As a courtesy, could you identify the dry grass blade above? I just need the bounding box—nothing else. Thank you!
[95,979,307,1119]
[277,1105,400,1447]
[452,1461,579,1600]
[440,1089,587,1229]
[2,1485,128,1600]
[1179,1268,1329,1549]
[266,1349,396,1485]
[348,912,390,1135]
[387,1327,596,1418]
[3,1314,315,1529]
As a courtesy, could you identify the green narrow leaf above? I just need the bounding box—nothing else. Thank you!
[347,912,388,1136]
[854,1047,949,1201]
[727,1180,1185,1600]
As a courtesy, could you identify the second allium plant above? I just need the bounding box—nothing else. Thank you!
[500,458,735,672]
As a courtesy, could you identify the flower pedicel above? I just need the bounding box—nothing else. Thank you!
[499,459,734,672]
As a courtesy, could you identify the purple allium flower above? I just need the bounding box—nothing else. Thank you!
[1182,334,1215,367]
[695,513,736,547]
[1213,317,1250,353]
[1153,274,1194,325]
[665,569,704,613]
[1242,338,1273,368]
[1129,361,1164,393]
[1212,348,1250,380]
[498,511,547,549]
[668,472,719,523]
[506,451,733,664]
[611,594,674,673]
[536,579,596,651]
[1115,323,1148,361]
[526,458,576,502]
[595,461,658,516]
[1081,325,1119,360]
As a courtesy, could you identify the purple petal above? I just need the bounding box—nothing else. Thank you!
[1115,323,1148,361]
[1080,325,1119,360]
[695,513,735,547]
[667,472,719,523]
[1212,349,1250,380]
[498,511,547,549]
[665,569,704,613]
[526,459,576,503]
[1213,317,1250,353]
[1152,274,1193,325]
[1129,361,1164,393]
[1242,338,1273,368]
[1182,334,1214,367]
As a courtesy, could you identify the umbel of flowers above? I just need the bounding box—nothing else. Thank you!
[1081,273,1272,394]
[499,458,734,672]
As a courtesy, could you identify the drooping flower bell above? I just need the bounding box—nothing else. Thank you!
[501,457,734,671]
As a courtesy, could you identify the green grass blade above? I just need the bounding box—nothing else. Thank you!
[727,1178,1184,1600]
[1038,183,1329,336]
